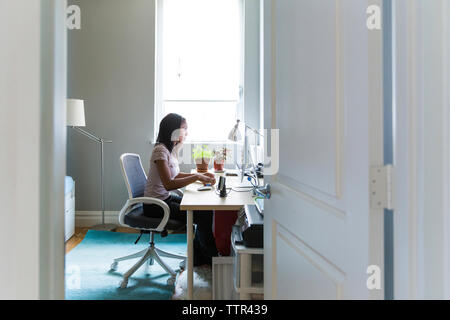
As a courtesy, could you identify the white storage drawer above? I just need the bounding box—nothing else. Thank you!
[65,177,76,242]
[230,230,264,300]
[212,256,239,300]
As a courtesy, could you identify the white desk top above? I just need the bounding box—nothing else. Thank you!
[180,171,260,211]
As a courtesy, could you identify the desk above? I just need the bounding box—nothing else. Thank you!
[180,173,258,300]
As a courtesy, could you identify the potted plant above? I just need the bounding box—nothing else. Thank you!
[213,147,230,172]
[192,145,214,173]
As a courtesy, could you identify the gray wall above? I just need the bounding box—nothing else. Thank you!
[244,0,260,130]
[68,0,261,211]
[67,0,156,211]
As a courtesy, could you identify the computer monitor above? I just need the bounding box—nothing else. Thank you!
[248,144,260,187]
[241,126,248,183]
[233,144,259,189]
[239,125,260,184]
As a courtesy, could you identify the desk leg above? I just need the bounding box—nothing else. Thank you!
[187,210,194,300]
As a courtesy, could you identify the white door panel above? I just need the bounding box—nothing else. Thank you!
[276,0,340,198]
[276,223,345,300]
[264,0,383,299]
[267,182,347,270]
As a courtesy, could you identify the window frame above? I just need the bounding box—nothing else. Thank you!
[154,0,245,144]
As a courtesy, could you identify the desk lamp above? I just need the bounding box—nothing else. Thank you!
[67,99,117,231]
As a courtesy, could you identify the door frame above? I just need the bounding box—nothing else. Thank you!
[393,0,450,299]
[444,0,450,300]
[39,0,67,299]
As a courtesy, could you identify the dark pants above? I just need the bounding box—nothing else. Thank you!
[143,194,218,266]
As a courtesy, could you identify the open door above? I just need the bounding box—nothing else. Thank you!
[263,0,384,299]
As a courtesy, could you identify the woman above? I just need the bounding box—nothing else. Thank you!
[143,113,218,267]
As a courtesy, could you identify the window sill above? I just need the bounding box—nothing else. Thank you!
[150,140,244,146]
[183,141,243,145]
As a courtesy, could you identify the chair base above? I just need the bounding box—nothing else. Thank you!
[111,235,186,288]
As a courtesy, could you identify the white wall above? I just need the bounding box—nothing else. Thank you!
[0,0,66,300]
[0,0,42,299]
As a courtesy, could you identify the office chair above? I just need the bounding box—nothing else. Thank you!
[111,153,186,288]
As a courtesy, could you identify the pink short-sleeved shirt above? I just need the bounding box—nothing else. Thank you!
[144,144,180,200]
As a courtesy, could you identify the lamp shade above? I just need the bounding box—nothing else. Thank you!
[228,120,242,142]
[67,99,86,127]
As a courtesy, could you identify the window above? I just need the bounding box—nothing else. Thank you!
[155,0,244,142]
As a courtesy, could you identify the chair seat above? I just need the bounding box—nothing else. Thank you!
[124,205,185,231]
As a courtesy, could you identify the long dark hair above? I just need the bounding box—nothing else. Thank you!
[156,113,186,153]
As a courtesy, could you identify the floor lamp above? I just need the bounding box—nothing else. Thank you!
[67,99,117,231]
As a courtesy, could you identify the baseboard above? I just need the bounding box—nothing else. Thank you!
[75,211,120,228]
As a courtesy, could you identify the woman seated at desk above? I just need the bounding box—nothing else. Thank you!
[144,113,218,267]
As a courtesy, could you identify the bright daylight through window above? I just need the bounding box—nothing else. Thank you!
[157,0,243,142]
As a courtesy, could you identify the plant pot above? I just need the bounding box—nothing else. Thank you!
[214,160,225,172]
[195,158,210,173]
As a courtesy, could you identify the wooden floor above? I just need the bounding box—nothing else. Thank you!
[65,227,139,254]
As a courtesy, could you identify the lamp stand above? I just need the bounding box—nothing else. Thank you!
[72,127,117,232]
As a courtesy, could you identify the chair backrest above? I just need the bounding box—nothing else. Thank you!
[120,153,147,199]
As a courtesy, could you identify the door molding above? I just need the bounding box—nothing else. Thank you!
[273,178,347,220]
[275,223,346,300]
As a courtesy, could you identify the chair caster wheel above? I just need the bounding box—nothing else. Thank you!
[110,262,118,271]
[167,276,176,286]
[119,279,128,289]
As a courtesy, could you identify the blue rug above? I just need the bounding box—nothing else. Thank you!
[65,230,187,300]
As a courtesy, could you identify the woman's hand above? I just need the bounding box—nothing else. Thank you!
[203,172,217,185]
[197,173,216,186]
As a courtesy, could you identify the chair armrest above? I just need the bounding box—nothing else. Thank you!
[118,197,170,233]
[171,189,184,198]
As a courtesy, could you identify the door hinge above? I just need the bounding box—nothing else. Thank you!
[370,165,395,210]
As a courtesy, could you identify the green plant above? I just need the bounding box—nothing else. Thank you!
[192,145,214,161]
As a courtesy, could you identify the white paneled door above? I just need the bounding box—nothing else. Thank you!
[263,0,384,299]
